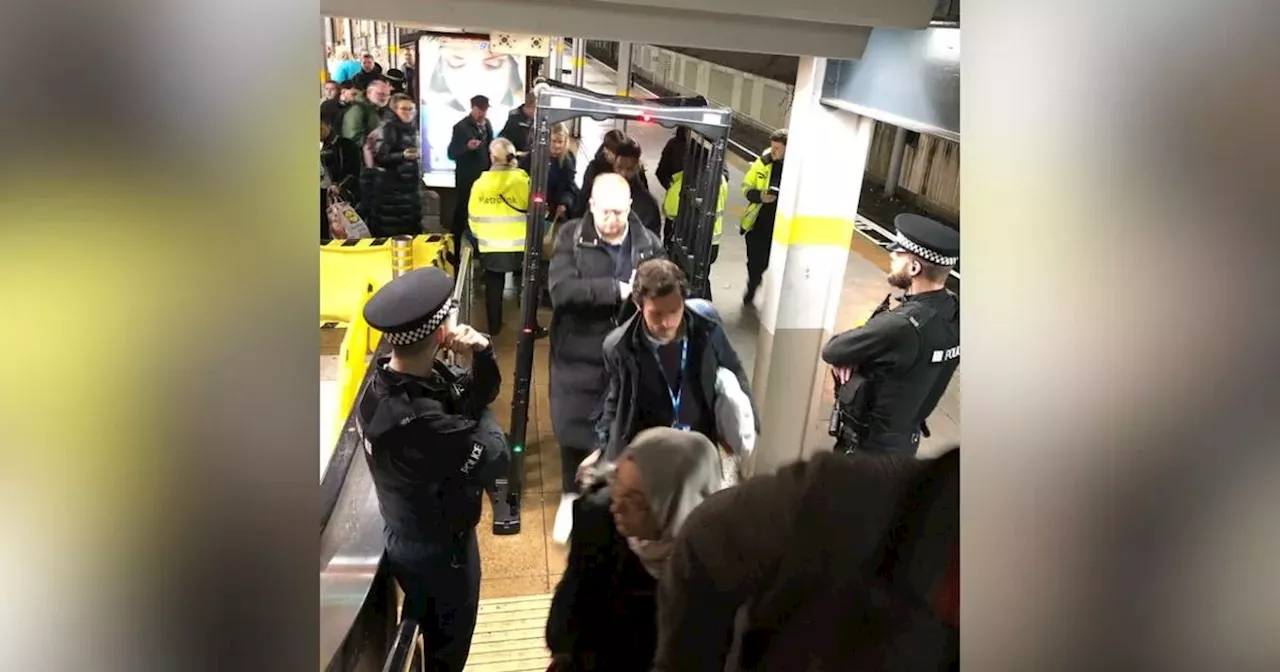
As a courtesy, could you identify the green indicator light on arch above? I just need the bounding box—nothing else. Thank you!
[513,445,523,454]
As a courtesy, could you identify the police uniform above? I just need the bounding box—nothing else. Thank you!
[355,267,510,671]
[823,214,960,455]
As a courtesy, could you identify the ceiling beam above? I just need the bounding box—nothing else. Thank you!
[321,0,872,60]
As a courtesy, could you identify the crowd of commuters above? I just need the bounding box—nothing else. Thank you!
[319,50,418,240]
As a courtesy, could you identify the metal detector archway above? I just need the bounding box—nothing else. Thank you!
[501,80,733,530]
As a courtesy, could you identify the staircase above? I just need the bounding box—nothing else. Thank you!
[466,594,553,671]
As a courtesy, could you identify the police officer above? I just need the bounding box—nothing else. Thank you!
[356,266,509,671]
[823,213,960,455]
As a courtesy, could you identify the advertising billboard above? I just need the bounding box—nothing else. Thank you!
[418,35,528,186]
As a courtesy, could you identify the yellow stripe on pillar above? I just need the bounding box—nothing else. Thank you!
[320,68,329,84]
[771,213,856,248]
[572,57,585,69]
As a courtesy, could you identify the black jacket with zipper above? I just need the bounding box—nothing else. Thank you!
[546,482,658,672]
[547,214,664,451]
[596,303,758,461]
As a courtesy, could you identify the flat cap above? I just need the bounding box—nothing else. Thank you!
[888,213,959,266]
[363,267,458,347]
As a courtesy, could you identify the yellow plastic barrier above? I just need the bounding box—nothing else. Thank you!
[333,283,381,439]
[322,234,454,436]
[321,234,453,326]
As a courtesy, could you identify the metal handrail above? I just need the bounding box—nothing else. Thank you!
[441,244,473,368]
[381,620,424,672]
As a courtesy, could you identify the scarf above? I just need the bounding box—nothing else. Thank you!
[618,427,724,578]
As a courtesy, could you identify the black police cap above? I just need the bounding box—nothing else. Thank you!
[363,267,458,347]
[888,213,959,266]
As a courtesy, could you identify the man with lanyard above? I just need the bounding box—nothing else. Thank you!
[594,258,755,464]
[355,266,511,671]
[824,213,960,455]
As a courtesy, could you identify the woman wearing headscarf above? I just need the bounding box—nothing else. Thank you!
[545,427,724,672]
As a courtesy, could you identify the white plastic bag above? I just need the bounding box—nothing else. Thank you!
[327,200,371,239]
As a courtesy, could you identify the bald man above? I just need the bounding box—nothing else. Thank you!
[546,172,666,543]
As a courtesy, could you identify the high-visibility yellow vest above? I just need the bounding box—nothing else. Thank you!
[740,147,776,233]
[663,171,727,246]
[468,166,530,253]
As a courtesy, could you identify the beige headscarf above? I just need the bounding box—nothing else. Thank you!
[618,427,724,578]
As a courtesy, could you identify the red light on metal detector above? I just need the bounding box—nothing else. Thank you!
[533,193,545,204]
[639,112,652,122]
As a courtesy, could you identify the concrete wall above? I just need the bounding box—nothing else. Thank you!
[587,41,794,153]
[866,123,961,222]
[659,47,799,84]
[588,41,960,221]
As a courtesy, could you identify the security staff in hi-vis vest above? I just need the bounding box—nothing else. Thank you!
[824,214,960,456]
[663,167,728,274]
[739,128,787,306]
[468,137,531,337]
[355,266,510,671]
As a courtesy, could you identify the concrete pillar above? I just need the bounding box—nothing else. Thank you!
[389,25,398,69]
[616,41,632,95]
[321,16,331,89]
[616,41,633,131]
[343,18,353,54]
[550,37,564,83]
[748,56,877,476]
[571,38,586,137]
[885,125,908,197]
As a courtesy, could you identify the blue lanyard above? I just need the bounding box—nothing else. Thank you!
[654,339,688,426]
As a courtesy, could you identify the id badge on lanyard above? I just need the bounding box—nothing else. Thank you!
[656,339,691,431]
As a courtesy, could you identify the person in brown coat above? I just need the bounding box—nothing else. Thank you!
[652,447,959,671]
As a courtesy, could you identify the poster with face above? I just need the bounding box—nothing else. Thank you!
[418,35,527,182]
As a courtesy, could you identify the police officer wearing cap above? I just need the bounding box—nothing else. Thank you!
[824,213,960,455]
[356,266,509,671]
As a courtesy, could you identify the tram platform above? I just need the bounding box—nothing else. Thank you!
[318,57,959,671]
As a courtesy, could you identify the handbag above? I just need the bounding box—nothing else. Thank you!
[541,210,565,259]
[327,191,371,240]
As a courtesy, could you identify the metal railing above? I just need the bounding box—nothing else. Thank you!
[381,620,425,672]
[441,243,474,369]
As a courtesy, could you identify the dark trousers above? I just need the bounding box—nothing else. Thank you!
[560,444,592,494]
[452,179,477,263]
[384,528,482,672]
[744,223,774,291]
[483,270,506,336]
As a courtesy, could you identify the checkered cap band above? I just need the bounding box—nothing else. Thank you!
[894,232,958,266]
[382,298,458,346]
